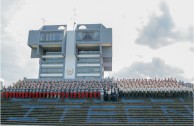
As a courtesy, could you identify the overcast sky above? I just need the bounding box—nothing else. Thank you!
[1,0,194,86]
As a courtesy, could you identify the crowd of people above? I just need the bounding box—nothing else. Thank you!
[1,78,193,101]
[1,79,117,100]
[117,78,193,98]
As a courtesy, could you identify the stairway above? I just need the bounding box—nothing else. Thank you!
[1,97,193,125]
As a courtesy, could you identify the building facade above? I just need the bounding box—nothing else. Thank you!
[28,24,112,79]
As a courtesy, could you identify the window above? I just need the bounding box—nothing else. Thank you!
[76,31,100,41]
[40,31,63,42]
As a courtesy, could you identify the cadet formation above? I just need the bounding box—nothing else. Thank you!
[1,78,193,101]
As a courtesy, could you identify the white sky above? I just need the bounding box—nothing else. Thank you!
[1,0,194,86]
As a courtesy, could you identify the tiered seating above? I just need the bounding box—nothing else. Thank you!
[1,97,193,125]
[1,78,193,125]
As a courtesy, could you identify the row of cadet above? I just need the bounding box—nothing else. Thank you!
[1,79,119,101]
[117,78,179,83]
[12,79,115,90]
[1,87,120,102]
[1,88,104,99]
[8,78,191,91]
[1,79,193,100]
[1,86,193,101]
[117,78,188,89]
[118,88,193,98]
[1,89,118,101]
[117,78,193,98]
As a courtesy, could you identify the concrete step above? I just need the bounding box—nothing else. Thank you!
[1,97,193,125]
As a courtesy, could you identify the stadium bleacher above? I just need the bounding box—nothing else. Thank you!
[1,97,193,125]
[1,78,193,125]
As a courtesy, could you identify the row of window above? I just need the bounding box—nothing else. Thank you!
[39,30,101,42]
[78,51,100,54]
[40,31,63,42]
[76,31,100,41]
[41,59,64,64]
[77,58,100,63]
[76,76,100,79]
[77,67,100,73]
[41,77,62,79]
[41,68,63,73]
[45,52,62,55]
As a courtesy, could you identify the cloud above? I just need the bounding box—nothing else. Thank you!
[1,33,39,84]
[1,0,25,34]
[189,46,194,53]
[111,57,191,82]
[0,77,4,83]
[135,2,193,49]
[1,0,39,83]
[0,77,12,88]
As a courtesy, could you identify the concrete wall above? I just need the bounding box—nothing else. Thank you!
[64,31,76,79]
[102,46,112,71]
[37,46,43,57]
[102,46,112,57]
[28,30,40,46]
[100,28,112,44]
[31,48,39,58]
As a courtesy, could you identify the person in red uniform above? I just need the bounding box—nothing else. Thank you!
[57,89,61,98]
[85,89,88,98]
[46,89,50,98]
[33,88,36,98]
[22,88,25,98]
[16,89,19,98]
[39,89,42,98]
[6,88,9,98]
[31,88,36,98]
[65,88,69,98]
[43,89,46,98]
[77,89,81,98]
[93,89,97,98]
[29,88,32,98]
[15,88,18,98]
[12,88,16,98]
[97,89,101,98]
[9,88,13,98]
[18,89,22,98]
[25,88,29,98]
[89,89,93,98]
[70,89,73,98]
[50,89,53,98]
[54,89,57,98]
[61,89,65,99]
[35,88,39,98]
[81,89,85,98]
[73,89,77,98]
[43,87,46,97]
[1,87,5,98]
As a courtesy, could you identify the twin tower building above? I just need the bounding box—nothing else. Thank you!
[28,24,112,79]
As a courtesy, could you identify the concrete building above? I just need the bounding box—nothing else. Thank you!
[28,24,112,79]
